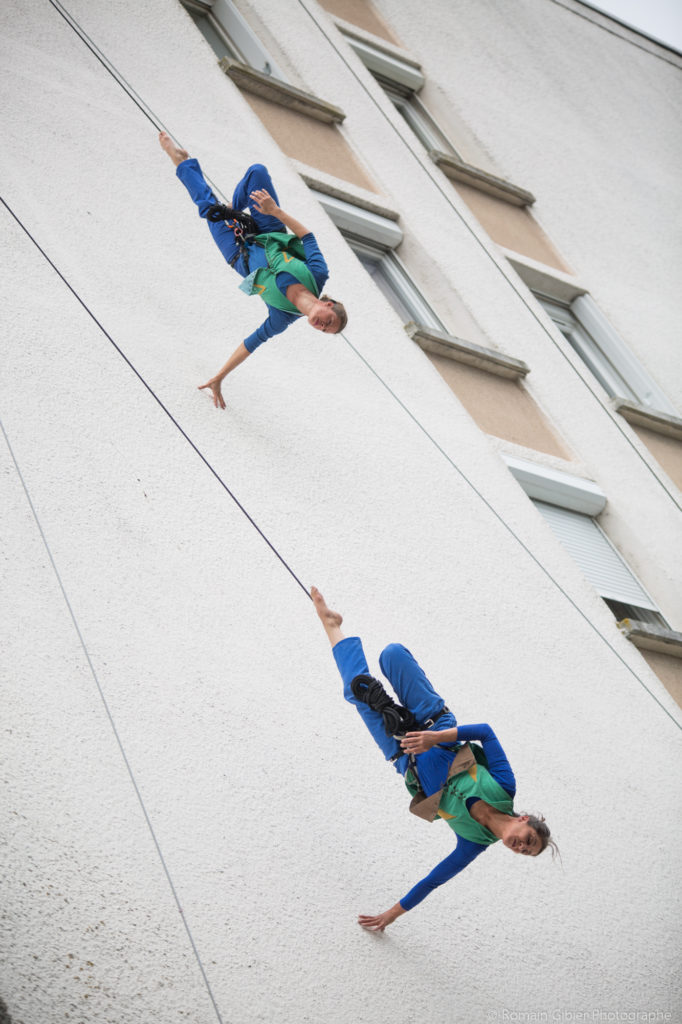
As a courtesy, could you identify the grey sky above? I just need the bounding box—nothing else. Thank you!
[581,0,682,51]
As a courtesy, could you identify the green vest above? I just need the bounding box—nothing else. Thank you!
[238,232,319,314]
[405,744,514,846]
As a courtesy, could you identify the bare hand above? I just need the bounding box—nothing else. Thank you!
[198,377,226,410]
[249,188,278,217]
[400,730,437,755]
[358,909,397,932]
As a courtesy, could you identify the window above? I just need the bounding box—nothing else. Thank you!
[380,83,460,158]
[533,501,668,628]
[536,293,676,414]
[344,34,460,158]
[181,0,286,80]
[311,188,444,330]
[504,454,668,628]
[349,239,445,330]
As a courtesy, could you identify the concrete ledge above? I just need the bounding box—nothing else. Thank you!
[431,151,535,207]
[299,170,400,222]
[618,619,682,659]
[220,59,346,124]
[502,454,607,515]
[502,249,586,304]
[342,32,425,93]
[612,399,682,441]
[406,323,530,379]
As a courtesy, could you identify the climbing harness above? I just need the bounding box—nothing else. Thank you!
[206,203,258,269]
[350,673,456,791]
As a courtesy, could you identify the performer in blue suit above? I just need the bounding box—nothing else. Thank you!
[160,133,346,409]
[311,587,557,931]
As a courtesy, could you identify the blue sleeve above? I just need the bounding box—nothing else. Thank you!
[399,838,487,911]
[300,232,329,291]
[456,723,516,797]
[243,306,299,353]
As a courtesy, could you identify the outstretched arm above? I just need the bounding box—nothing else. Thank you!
[250,188,310,239]
[359,838,486,929]
[198,342,251,409]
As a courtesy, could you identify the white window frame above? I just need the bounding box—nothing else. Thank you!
[343,36,424,93]
[349,240,446,331]
[536,293,676,414]
[181,0,286,80]
[343,34,459,158]
[311,189,444,330]
[381,83,460,158]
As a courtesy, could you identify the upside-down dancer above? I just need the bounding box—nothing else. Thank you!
[311,586,557,931]
[159,133,347,409]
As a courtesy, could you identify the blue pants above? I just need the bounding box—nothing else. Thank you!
[332,637,458,796]
[175,159,285,277]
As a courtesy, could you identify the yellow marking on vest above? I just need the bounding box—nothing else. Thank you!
[254,284,266,296]
[282,253,295,262]
[467,764,478,781]
[437,810,456,820]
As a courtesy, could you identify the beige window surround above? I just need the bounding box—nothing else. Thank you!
[405,323,529,380]
[618,619,682,659]
[611,400,682,442]
[220,59,345,124]
[432,151,535,208]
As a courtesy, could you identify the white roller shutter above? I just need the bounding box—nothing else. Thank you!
[533,500,659,611]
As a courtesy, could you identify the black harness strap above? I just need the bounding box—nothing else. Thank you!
[206,203,258,271]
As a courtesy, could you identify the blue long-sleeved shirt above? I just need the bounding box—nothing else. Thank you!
[399,724,516,911]
[242,232,329,353]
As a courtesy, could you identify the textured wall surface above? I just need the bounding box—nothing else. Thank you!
[1,2,681,1023]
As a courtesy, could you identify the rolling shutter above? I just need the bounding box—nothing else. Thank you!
[533,500,658,611]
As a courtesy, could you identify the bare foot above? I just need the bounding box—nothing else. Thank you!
[159,131,189,167]
[311,586,345,646]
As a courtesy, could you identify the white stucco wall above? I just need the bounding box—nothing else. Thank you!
[1,2,681,1023]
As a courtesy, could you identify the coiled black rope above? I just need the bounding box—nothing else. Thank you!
[206,204,258,234]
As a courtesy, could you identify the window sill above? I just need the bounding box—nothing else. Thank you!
[430,151,535,208]
[297,165,400,222]
[340,27,425,93]
[220,59,346,124]
[501,250,586,304]
[405,323,529,380]
[612,399,682,442]
[618,620,682,659]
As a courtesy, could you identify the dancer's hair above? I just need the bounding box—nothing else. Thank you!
[320,294,348,333]
[519,812,559,859]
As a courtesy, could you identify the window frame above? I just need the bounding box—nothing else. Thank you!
[535,292,676,414]
[348,238,446,331]
[311,188,445,331]
[181,0,287,80]
[380,82,460,158]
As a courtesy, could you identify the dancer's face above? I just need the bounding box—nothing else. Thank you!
[502,815,541,856]
[308,301,340,334]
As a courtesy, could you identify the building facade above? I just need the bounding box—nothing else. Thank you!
[1,1,681,1021]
